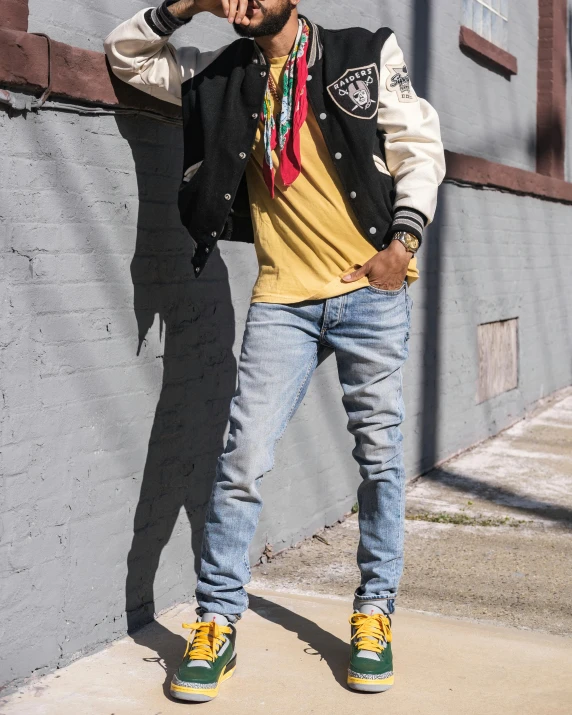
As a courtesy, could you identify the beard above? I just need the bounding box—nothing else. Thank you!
[233,0,294,38]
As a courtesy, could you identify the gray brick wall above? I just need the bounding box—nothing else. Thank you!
[0,105,359,686]
[28,0,540,170]
[567,0,572,182]
[2,0,571,692]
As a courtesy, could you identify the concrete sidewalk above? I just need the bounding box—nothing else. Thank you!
[252,389,572,636]
[3,589,572,715]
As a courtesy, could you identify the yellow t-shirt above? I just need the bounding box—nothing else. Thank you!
[246,54,418,305]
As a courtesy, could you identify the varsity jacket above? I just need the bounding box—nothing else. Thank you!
[104,6,445,277]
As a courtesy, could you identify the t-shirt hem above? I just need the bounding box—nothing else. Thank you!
[250,274,369,305]
[250,270,419,304]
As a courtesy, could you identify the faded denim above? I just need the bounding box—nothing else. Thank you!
[195,284,412,618]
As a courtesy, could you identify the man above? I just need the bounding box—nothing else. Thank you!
[105,0,445,702]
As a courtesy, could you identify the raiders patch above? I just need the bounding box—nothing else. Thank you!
[327,64,380,120]
[385,63,417,103]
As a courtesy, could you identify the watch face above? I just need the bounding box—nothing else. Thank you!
[405,234,420,251]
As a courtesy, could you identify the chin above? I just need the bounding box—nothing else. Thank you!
[233,24,251,38]
[246,18,265,33]
[233,21,267,38]
[233,3,294,38]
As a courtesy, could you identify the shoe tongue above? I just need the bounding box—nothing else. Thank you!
[355,605,386,662]
[186,613,229,669]
[357,603,386,616]
[201,613,229,626]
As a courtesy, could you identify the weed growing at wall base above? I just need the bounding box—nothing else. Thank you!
[406,512,529,528]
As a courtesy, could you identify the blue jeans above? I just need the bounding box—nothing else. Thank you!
[195,284,412,618]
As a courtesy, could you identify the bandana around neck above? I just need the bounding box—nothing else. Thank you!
[261,19,310,197]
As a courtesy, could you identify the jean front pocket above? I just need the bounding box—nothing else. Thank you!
[366,281,407,297]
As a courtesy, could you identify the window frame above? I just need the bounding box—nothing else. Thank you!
[459,0,518,78]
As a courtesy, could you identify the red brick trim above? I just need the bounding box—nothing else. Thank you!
[536,0,568,179]
[0,28,46,88]
[445,150,572,204]
[0,0,29,32]
[459,26,518,77]
[0,27,180,118]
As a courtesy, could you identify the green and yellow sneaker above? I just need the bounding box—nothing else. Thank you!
[348,608,394,693]
[170,614,237,703]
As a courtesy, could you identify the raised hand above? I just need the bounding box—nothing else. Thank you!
[167,0,251,25]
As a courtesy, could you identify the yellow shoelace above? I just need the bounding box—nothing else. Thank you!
[349,613,393,654]
[182,621,232,662]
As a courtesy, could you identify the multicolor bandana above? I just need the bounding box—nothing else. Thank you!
[261,20,310,197]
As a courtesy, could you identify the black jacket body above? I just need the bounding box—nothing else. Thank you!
[179,20,395,277]
[105,11,445,278]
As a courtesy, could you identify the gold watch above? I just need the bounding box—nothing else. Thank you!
[392,231,420,254]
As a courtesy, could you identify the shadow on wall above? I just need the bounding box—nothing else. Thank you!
[113,117,238,641]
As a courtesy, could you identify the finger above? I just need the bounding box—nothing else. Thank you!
[342,264,369,282]
[220,0,230,18]
[227,0,238,22]
[235,0,249,24]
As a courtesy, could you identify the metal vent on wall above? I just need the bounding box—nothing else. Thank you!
[477,318,519,403]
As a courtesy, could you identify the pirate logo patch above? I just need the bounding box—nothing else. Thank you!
[327,64,380,120]
[385,63,417,103]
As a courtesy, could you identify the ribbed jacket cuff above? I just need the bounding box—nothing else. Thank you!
[391,207,427,243]
[146,1,191,37]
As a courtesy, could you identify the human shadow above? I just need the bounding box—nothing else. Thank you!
[129,618,188,700]
[248,594,350,690]
[114,114,239,696]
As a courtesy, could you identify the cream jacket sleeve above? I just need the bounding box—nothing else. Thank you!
[378,33,446,226]
[103,8,226,107]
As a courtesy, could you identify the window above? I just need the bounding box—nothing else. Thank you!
[462,0,509,50]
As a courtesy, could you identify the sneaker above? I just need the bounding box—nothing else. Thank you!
[170,613,237,702]
[347,606,394,693]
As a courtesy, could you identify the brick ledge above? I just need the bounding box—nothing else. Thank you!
[459,26,518,77]
[0,27,180,118]
[0,0,29,32]
[445,151,572,204]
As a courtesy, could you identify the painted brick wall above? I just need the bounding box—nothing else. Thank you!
[1,0,571,692]
[28,0,540,170]
[567,0,572,181]
[0,105,358,687]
